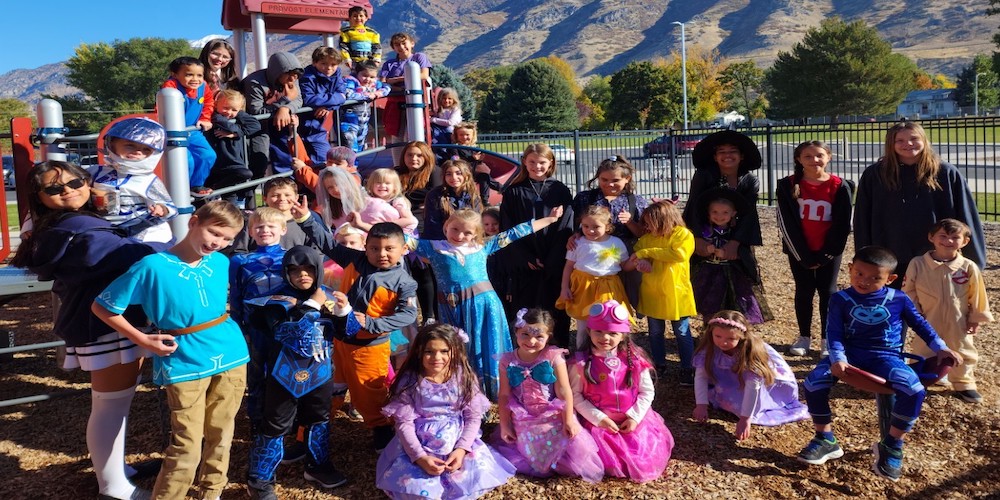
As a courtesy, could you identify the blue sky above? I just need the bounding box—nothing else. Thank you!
[0,0,229,74]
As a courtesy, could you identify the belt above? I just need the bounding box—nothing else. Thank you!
[437,282,494,308]
[161,313,230,336]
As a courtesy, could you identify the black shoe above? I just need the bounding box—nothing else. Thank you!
[797,437,844,465]
[956,389,983,404]
[872,441,903,481]
[373,425,395,453]
[679,369,694,387]
[654,365,669,379]
[281,440,307,464]
[304,463,348,489]
[247,478,278,500]
[127,458,162,480]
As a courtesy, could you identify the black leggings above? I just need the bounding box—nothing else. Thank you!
[788,254,842,339]
[407,258,438,322]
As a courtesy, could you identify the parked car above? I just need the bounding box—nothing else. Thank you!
[547,144,576,164]
[3,155,14,190]
[642,134,704,158]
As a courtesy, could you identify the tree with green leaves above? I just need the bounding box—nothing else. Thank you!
[719,61,768,119]
[955,54,998,111]
[766,18,918,122]
[0,98,30,129]
[65,37,197,110]
[464,66,516,132]
[608,61,682,128]
[494,60,578,132]
[430,64,477,120]
[581,76,611,129]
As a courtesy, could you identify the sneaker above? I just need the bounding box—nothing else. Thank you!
[679,369,694,387]
[281,440,307,464]
[304,463,348,489]
[820,340,829,358]
[373,425,395,453]
[872,441,903,481]
[956,389,983,404]
[127,458,162,480]
[788,336,810,356]
[345,404,364,422]
[99,488,152,500]
[797,437,844,465]
[247,479,278,500]
[654,365,669,379]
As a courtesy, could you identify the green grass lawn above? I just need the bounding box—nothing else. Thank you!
[5,202,18,231]
[975,192,1000,222]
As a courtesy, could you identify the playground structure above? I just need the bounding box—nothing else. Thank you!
[0,0,519,408]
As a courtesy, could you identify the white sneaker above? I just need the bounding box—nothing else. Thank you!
[820,340,829,358]
[788,336,810,356]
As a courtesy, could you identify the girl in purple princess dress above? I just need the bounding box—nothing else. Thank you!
[490,308,604,483]
[571,300,674,483]
[692,310,810,440]
[376,324,515,499]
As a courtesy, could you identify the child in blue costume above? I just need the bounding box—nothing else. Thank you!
[340,61,390,153]
[161,56,217,195]
[796,246,962,482]
[230,207,289,427]
[299,46,348,166]
[389,206,565,400]
[93,201,249,499]
[245,245,352,497]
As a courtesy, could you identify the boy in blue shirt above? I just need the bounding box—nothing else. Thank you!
[92,200,248,499]
[299,46,348,166]
[796,246,962,481]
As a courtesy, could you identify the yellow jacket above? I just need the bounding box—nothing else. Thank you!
[633,225,698,320]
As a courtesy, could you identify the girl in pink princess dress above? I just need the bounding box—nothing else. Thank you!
[376,324,515,499]
[490,308,604,483]
[571,300,674,483]
[692,310,809,440]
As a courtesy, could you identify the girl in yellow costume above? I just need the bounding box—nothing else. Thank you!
[557,205,634,348]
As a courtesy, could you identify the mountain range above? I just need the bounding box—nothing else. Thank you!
[0,0,992,106]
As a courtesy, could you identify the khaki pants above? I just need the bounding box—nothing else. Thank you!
[911,331,978,391]
[153,366,247,499]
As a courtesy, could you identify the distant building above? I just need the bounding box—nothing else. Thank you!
[896,89,959,119]
[709,111,746,128]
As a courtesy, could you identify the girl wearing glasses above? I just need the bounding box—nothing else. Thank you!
[11,161,168,500]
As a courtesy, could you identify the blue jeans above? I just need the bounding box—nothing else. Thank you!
[647,317,692,369]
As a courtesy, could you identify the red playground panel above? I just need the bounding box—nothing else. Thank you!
[222,0,373,33]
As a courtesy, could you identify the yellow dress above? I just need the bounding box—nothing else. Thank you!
[555,236,634,321]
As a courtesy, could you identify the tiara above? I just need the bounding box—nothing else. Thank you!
[707,317,747,332]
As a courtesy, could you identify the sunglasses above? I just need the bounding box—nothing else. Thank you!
[41,178,86,195]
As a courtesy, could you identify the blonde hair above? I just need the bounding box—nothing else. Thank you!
[879,121,941,191]
[694,310,776,388]
[640,200,684,237]
[249,206,287,228]
[452,122,477,144]
[365,168,404,201]
[580,205,613,228]
[444,209,485,245]
[317,167,367,226]
[510,143,557,183]
[216,89,246,110]
[437,87,460,110]
[193,200,244,230]
[439,159,483,216]
[586,155,635,194]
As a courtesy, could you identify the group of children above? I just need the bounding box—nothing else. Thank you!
[11,107,993,499]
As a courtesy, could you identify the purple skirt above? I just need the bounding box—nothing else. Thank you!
[692,261,772,324]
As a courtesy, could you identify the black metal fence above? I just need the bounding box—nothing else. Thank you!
[480,116,1000,218]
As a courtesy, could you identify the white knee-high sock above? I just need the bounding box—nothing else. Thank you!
[576,323,590,350]
[88,386,137,498]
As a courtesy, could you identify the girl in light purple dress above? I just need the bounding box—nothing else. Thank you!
[491,308,604,482]
[692,310,810,440]
[570,300,674,483]
[376,324,515,499]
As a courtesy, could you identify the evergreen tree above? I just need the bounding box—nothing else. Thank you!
[719,61,768,119]
[496,60,578,132]
[955,54,999,111]
[766,18,917,122]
